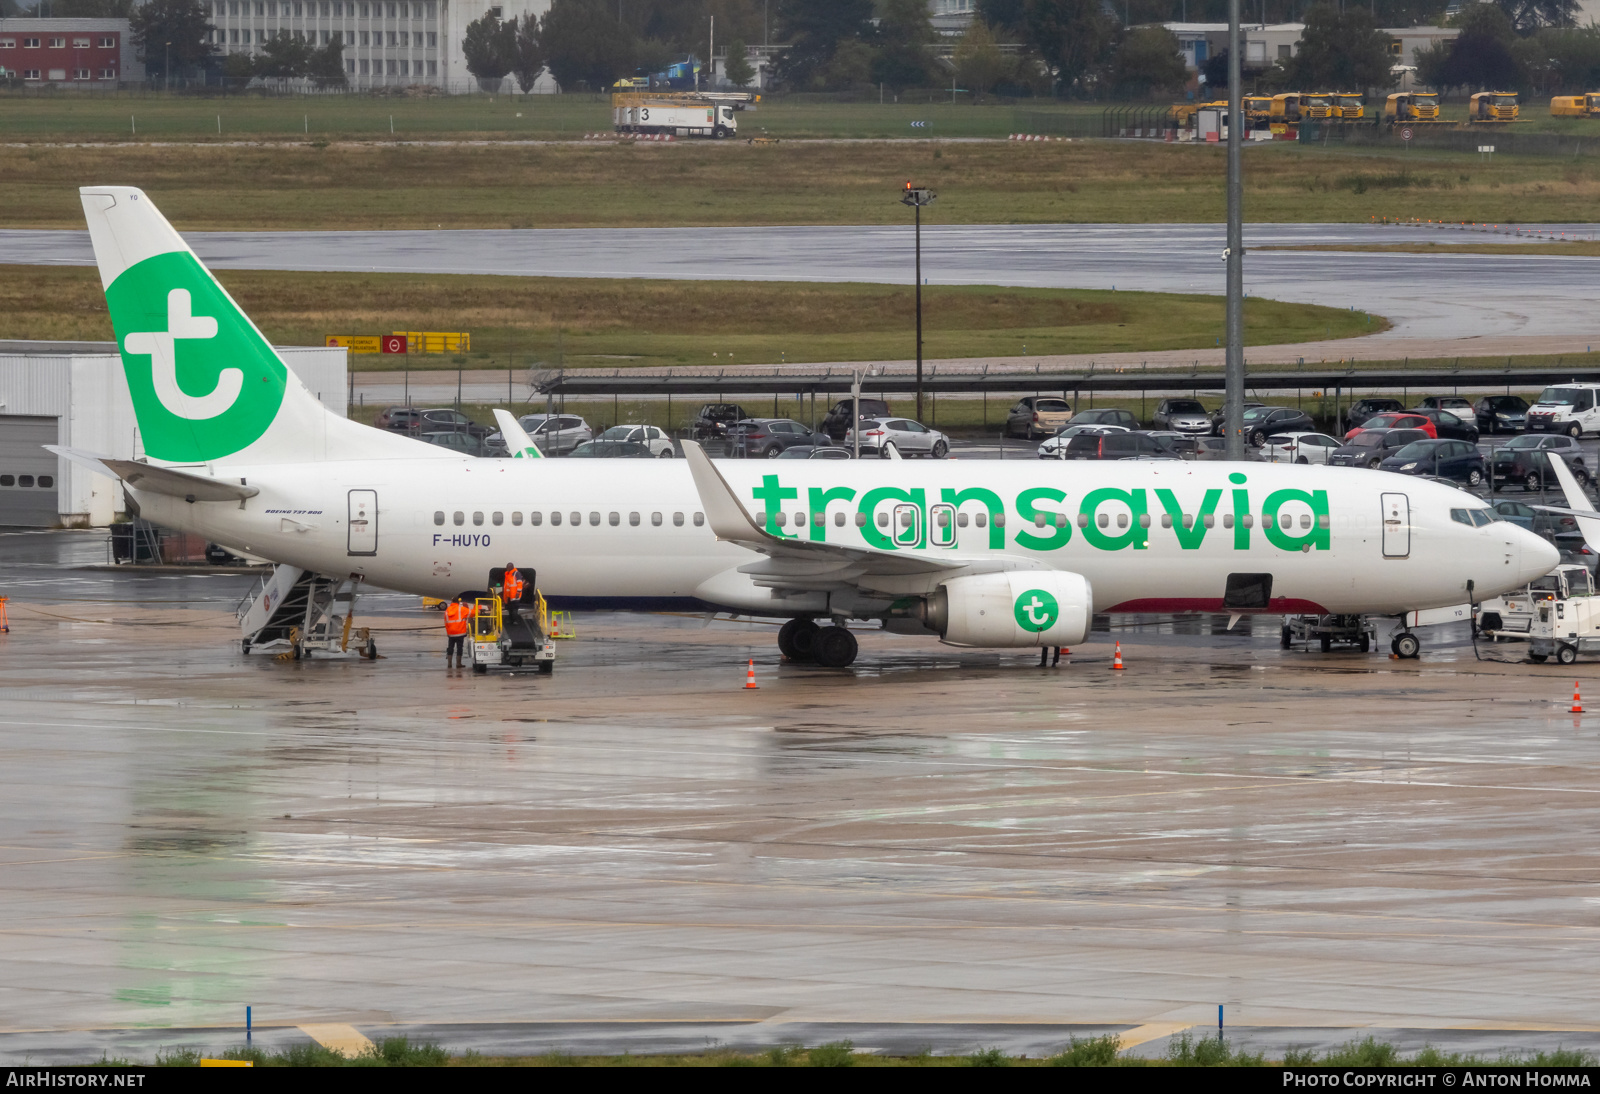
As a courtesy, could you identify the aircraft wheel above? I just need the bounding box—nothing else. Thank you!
[778,617,820,662]
[814,626,858,668]
[1320,634,1331,653]
[1557,644,1579,665]
[1359,634,1371,653]
[1280,625,1292,649]
[241,639,252,655]
[364,641,378,660]
[1394,633,1421,659]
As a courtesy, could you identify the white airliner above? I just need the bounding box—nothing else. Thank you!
[52,186,1558,667]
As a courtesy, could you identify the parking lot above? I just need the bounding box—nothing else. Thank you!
[5,528,1600,1061]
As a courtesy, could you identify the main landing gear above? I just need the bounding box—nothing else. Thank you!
[778,617,859,668]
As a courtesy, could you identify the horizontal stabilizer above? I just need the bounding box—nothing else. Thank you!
[46,445,258,501]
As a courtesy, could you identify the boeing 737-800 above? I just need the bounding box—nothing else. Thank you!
[52,186,1558,667]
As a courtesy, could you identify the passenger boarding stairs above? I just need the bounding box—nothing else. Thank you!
[237,564,372,658]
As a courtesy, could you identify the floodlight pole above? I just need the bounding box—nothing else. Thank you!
[1223,0,1246,460]
[901,184,936,422]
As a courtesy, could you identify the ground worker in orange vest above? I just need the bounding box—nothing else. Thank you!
[443,595,476,668]
[502,563,525,607]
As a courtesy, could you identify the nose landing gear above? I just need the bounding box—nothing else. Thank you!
[1391,632,1421,659]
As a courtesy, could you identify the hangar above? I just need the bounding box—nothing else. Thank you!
[0,340,347,527]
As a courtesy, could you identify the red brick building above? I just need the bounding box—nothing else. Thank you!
[0,18,146,86]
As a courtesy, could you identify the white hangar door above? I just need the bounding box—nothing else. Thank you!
[0,416,60,527]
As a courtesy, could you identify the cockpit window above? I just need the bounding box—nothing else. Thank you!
[1451,509,1473,526]
[1470,510,1494,527]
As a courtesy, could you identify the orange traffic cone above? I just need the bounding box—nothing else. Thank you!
[1573,681,1584,714]
[1112,641,1125,670]
[744,659,759,690]
[0,596,8,633]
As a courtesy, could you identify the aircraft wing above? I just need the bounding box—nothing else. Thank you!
[492,409,543,458]
[46,446,260,502]
[680,440,1045,596]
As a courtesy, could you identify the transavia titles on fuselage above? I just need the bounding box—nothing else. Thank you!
[53,185,1558,668]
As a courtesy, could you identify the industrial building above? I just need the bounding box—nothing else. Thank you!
[0,17,145,86]
[0,342,346,529]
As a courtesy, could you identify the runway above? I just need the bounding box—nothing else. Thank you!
[4,529,1600,1062]
[5,222,1599,347]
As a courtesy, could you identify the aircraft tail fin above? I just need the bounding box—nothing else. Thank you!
[493,409,543,458]
[80,186,443,466]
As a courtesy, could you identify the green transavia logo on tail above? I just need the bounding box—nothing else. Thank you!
[106,251,287,462]
[1013,589,1060,631]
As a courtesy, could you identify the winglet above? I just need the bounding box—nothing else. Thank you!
[492,409,542,458]
[1546,452,1600,552]
[680,440,767,544]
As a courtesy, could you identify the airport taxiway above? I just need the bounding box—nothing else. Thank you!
[4,529,1600,1061]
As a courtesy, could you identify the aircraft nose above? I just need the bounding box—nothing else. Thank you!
[1513,524,1560,584]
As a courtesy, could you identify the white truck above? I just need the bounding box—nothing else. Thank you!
[611,91,756,139]
[1525,383,1600,438]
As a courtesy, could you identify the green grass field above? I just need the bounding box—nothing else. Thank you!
[4,136,1597,229]
[2,265,1382,369]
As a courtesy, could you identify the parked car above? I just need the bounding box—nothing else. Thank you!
[418,431,493,457]
[1145,431,1200,458]
[1242,406,1317,446]
[1406,407,1480,443]
[691,403,751,442]
[1492,498,1576,538]
[595,425,675,457]
[1260,431,1342,465]
[1152,398,1213,434]
[820,398,891,441]
[1051,432,1181,461]
[1475,394,1529,434]
[1209,401,1264,435]
[1004,396,1074,439]
[847,417,951,458]
[373,406,425,432]
[1416,396,1477,418]
[726,418,832,458]
[1327,427,1430,469]
[1378,438,1487,485]
[568,440,655,458]
[1490,434,1592,489]
[1345,397,1405,429]
[776,445,852,460]
[415,408,491,439]
[1063,407,1140,432]
[1035,424,1130,459]
[1192,436,1231,461]
[1343,412,1435,442]
[516,414,593,456]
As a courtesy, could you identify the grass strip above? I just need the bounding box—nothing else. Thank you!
[0,265,1381,369]
[1260,240,1600,256]
[4,140,1598,228]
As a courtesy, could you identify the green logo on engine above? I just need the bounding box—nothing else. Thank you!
[105,250,287,462]
[1013,588,1059,632]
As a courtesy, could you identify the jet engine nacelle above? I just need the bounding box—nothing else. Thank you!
[921,571,1092,649]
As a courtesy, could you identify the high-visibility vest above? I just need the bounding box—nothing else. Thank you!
[503,568,525,602]
[444,602,475,636]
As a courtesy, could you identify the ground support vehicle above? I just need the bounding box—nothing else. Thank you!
[1524,566,1600,664]
[1282,613,1377,653]
[1243,95,1274,126]
[1552,94,1600,117]
[1384,92,1442,124]
[469,584,555,675]
[1476,565,1593,644]
[238,565,376,660]
[612,91,756,139]
[1469,92,1519,123]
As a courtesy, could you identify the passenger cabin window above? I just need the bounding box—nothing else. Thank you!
[550,511,562,526]
[433,511,444,525]
[529,512,541,526]
[492,512,503,526]
[473,511,484,526]
[694,513,704,526]
[571,511,581,525]
[511,512,522,526]
[673,512,684,526]
[452,511,464,526]
[629,512,640,526]
[651,512,661,526]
